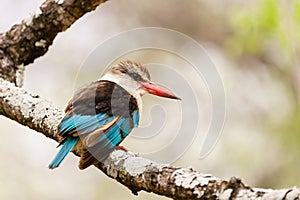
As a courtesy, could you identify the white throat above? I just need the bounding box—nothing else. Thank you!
[100,72,143,125]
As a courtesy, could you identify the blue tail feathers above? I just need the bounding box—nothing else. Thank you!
[48,137,79,169]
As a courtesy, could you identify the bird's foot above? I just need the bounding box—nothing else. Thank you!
[116,145,128,152]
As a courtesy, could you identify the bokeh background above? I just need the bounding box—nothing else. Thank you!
[1,0,300,199]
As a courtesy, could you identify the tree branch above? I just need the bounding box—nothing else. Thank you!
[0,0,108,84]
[0,77,300,199]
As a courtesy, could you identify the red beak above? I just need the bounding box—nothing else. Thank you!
[140,82,181,100]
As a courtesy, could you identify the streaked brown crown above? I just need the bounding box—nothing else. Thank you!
[110,60,151,82]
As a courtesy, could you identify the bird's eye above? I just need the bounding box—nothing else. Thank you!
[120,69,127,74]
[130,73,138,79]
[132,73,138,78]
[128,72,142,81]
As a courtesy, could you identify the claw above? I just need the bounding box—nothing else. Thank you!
[116,145,128,152]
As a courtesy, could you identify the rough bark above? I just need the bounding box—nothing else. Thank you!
[0,0,108,84]
[0,77,300,200]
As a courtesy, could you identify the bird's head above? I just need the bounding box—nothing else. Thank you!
[101,60,180,100]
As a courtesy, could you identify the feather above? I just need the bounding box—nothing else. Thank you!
[50,80,140,169]
[132,110,139,128]
[59,113,113,136]
[79,116,136,169]
[48,137,79,169]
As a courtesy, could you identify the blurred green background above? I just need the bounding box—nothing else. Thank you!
[0,0,300,199]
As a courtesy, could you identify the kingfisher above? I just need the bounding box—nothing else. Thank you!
[49,60,180,170]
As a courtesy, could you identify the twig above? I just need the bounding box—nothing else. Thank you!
[0,0,108,84]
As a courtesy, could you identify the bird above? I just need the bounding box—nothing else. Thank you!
[48,60,180,170]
